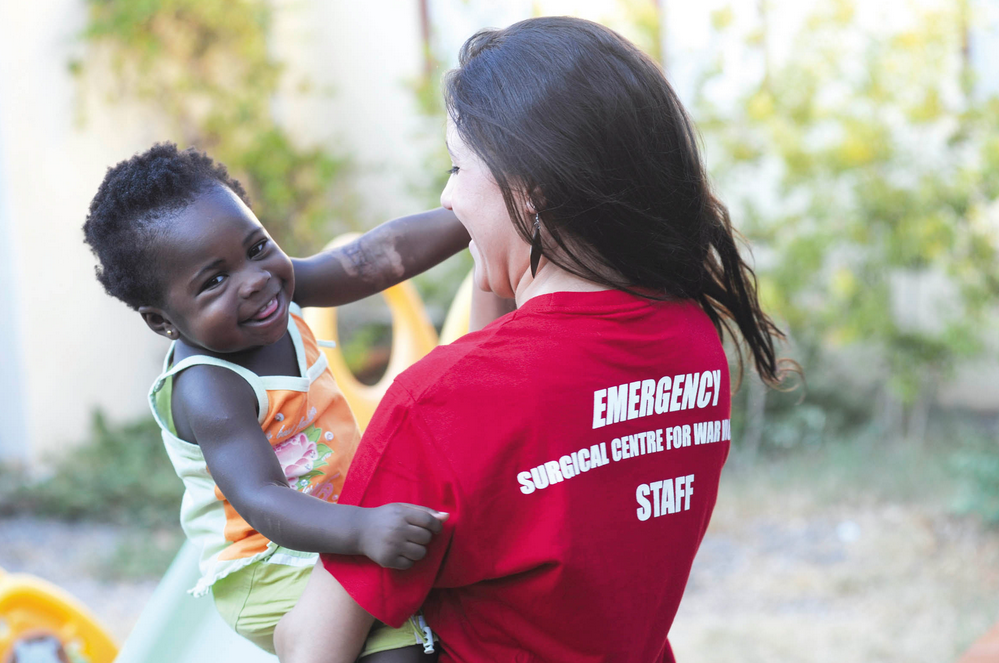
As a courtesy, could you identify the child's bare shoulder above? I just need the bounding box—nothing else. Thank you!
[171,362,259,444]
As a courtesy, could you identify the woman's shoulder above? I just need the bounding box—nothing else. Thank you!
[392,291,716,401]
[391,310,534,401]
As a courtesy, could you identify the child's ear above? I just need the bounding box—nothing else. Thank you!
[139,306,179,340]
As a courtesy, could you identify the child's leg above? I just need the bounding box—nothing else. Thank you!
[360,644,438,662]
[212,558,313,654]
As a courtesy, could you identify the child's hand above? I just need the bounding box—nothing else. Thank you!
[358,503,449,570]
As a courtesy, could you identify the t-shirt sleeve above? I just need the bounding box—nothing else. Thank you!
[320,380,458,628]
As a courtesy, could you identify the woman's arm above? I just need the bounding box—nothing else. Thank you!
[274,562,374,663]
[469,287,517,332]
[293,208,468,308]
[172,365,444,568]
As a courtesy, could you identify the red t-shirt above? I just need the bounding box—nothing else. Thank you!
[323,290,731,663]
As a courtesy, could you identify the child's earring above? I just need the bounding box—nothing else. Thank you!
[166,329,175,338]
[530,213,543,278]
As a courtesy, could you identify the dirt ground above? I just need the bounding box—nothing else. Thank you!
[3,456,998,661]
[669,485,999,662]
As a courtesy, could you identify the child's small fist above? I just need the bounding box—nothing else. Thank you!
[359,503,448,570]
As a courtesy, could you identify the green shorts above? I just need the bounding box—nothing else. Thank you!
[211,553,430,656]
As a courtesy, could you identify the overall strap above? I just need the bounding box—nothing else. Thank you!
[148,353,270,430]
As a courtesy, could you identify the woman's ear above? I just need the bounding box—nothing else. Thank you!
[525,186,547,217]
[139,306,178,340]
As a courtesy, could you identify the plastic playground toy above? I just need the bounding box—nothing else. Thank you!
[0,566,117,663]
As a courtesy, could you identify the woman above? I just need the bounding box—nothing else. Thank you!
[278,16,788,663]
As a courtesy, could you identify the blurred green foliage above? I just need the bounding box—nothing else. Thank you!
[682,0,999,525]
[75,0,355,255]
[953,433,999,524]
[0,412,183,527]
[340,321,392,385]
[694,0,999,432]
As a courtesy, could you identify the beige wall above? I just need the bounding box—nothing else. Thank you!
[0,97,27,463]
[0,0,167,465]
[0,0,429,465]
[272,0,432,221]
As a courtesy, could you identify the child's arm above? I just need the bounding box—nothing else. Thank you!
[292,207,468,308]
[172,365,445,569]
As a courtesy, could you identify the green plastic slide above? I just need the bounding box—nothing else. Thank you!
[114,542,275,663]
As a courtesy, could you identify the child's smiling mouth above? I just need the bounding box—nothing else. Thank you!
[244,293,283,325]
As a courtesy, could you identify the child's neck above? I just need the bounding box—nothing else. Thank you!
[172,329,300,378]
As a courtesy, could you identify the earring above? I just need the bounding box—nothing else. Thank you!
[530,213,543,278]
[166,330,175,338]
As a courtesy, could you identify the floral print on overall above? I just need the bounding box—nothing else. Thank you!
[272,425,339,500]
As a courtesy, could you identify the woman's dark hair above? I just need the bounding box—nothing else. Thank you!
[83,142,250,310]
[444,16,792,386]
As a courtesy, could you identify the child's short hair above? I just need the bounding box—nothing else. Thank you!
[83,142,251,310]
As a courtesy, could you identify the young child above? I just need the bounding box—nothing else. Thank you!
[83,143,468,660]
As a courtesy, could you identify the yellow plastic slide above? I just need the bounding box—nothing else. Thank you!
[0,566,117,663]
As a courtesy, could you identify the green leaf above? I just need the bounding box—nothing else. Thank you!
[297,470,323,485]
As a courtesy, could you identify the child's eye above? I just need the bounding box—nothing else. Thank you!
[201,274,226,292]
[248,239,269,259]
[447,166,459,175]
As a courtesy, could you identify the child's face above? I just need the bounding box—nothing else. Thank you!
[142,185,295,353]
